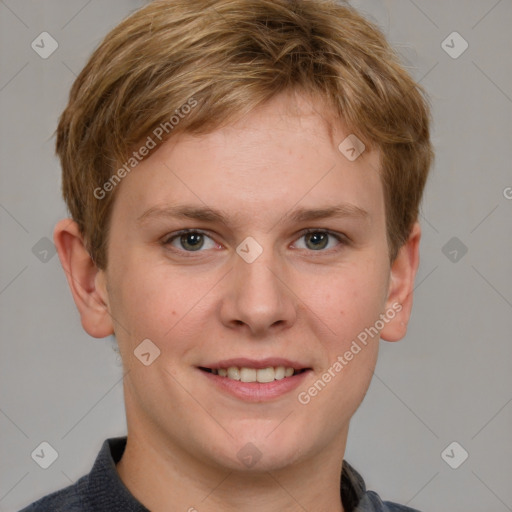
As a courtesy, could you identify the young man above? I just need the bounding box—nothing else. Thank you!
[21,0,433,510]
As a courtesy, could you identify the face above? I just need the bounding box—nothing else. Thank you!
[92,91,400,471]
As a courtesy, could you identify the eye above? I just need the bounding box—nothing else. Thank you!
[163,229,218,252]
[294,229,345,251]
[162,228,347,255]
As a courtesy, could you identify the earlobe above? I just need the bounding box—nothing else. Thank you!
[53,218,114,338]
[380,222,421,342]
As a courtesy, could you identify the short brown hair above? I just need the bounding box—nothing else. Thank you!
[56,0,433,269]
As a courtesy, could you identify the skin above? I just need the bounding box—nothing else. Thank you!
[54,90,420,512]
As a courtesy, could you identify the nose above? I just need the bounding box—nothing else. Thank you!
[219,244,297,336]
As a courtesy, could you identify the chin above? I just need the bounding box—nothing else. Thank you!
[212,430,308,472]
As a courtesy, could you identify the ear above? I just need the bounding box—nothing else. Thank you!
[53,218,114,338]
[380,221,421,342]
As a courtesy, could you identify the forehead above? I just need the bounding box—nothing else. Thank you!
[111,92,384,227]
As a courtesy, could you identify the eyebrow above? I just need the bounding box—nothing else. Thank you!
[136,203,369,227]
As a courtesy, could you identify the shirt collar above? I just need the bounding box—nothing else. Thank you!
[86,437,149,511]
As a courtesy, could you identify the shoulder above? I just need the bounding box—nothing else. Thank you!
[342,461,422,512]
[17,437,132,512]
[17,475,88,512]
[356,489,422,512]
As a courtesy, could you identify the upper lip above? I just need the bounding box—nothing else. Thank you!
[199,358,310,370]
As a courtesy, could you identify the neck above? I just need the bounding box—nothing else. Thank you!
[116,425,347,512]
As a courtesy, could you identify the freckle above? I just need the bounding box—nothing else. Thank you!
[172,311,177,315]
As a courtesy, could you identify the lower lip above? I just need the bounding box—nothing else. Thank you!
[198,369,311,402]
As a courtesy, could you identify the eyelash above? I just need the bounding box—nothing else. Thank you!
[161,228,349,256]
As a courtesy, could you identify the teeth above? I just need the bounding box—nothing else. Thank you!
[274,366,285,380]
[227,367,240,380]
[240,368,257,382]
[211,366,300,383]
[256,367,275,383]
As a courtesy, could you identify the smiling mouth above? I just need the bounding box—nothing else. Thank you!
[199,366,309,383]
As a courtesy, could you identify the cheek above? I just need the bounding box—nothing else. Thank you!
[112,261,217,349]
[308,271,384,406]
[313,264,388,339]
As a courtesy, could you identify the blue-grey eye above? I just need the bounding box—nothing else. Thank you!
[166,230,217,251]
[295,231,341,251]
[305,232,328,250]
[179,232,204,251]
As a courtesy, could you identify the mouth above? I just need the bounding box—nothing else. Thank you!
[196,358,312,401]
[198,366,309,383]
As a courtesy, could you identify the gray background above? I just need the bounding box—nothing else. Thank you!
[1,1,511,511]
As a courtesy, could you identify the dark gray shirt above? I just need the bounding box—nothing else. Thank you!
[19,437,421,512]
